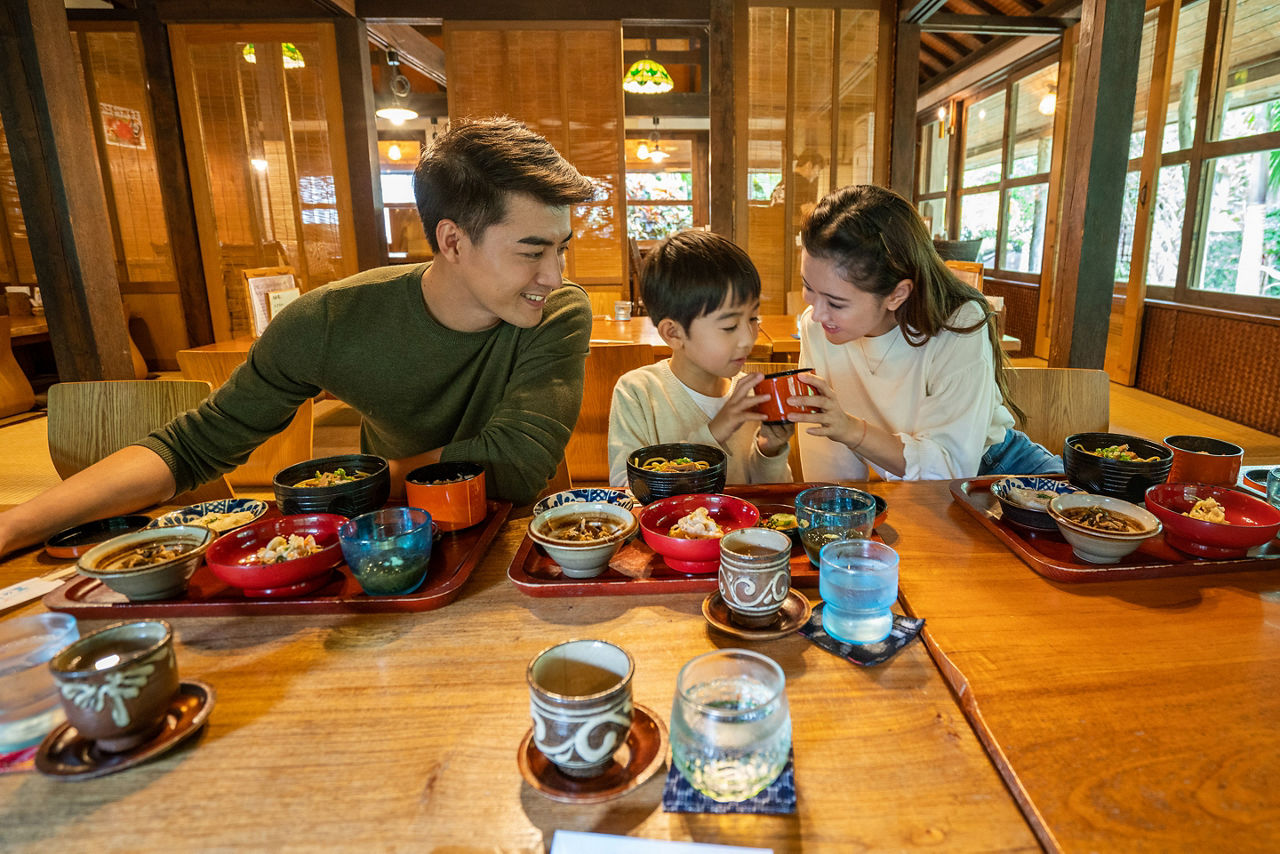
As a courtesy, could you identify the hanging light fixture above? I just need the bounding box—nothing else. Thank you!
[387,144,402,162]
[375,50,419,125]
[622,58,674,94]
[1038,87,1058,116]
[645,116,670,163]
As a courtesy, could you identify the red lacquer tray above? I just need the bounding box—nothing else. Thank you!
[951,476,1280,582]
[508,483,889,597]
[43,501,511,617]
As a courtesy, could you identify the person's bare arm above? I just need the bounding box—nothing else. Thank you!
[387,447,443,498]
[0,445,176,559]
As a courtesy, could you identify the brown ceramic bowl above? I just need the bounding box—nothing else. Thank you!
[1163,435,1244,487]
[753,368,818,424]
[405,462,487,532]
[77,525,216,601]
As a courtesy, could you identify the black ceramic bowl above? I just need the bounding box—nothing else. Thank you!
[273,454,391,519]
[1062,432,1173,504]
[625,442,727,505]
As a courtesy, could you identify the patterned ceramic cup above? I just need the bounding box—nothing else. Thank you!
[719,527,793,628]
[527,639,634,779]
[48,620,178,753]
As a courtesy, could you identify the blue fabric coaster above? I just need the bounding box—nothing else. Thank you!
[798,605,924,666]
[661,751,796,815]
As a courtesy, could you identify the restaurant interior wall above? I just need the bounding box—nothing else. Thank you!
[745,2,885,315]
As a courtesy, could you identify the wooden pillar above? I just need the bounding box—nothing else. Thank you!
[1047,0,1145,369]
[709,0,747,243]
[0,0,134,380]
[889,19,920,197]
[334,17,387,272]
[137,0,214,347]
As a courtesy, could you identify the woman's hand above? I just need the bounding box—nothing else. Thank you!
[785,373,865,450]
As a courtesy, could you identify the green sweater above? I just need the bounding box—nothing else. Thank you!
[139,264,591,505]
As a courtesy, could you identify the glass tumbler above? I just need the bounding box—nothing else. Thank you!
[670,649,791,802]
[794,485,876,565]
[819,538,899,644]
[1268,466,1280,509]
[338,507,434,596]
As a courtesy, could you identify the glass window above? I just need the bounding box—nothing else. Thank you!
[1215,0,1280,142]
[963,91,1005,187]
[1162,1,1208,153]
[1129,8,1162,160]
[918,119,948,195]
[626,168,693,241]
[1007,64,1057,179]
[1194,149,1280,297]
[1115,170,1142,281]
[1146,164,1188,287]
[1001,183,1049,273]
[918,198,946,239]
[749,172,783,201]
[959,190,1000,266]
[379,173,414,205]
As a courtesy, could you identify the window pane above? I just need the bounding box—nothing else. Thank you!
[963,91,1005,187]
[625,172,692,201]
[1146,164,1188,287]
[1007,64,1057,179]
[1162,1,1208,153]
[918,120,948,195]
[1129,8,1161,159]
[959,191,999,266]
[1194,149,1280,297]
[749,172,782,201]
[918,198,946,239]
[1001,183,1049,273]
[627,205,693,240]
[1215,0,1280,142]
[380,173,415,205]
[1115,170,1141,281]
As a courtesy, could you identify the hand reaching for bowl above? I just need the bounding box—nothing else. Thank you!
[708,373,768,447]
[785,373,907,477]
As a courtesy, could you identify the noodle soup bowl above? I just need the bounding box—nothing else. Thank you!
[1063,432,1173,503]
[1144,483,1280,559]
[206,514,346,596]
[274,454,390,519]
[1047,493,1162,564]
[529,502,639,579]
[626,442,727,505]
[639,494,760,575]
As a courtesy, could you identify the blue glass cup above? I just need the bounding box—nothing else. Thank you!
[794,485,876,566]
[818,539,899,644]
[338,507,434,596]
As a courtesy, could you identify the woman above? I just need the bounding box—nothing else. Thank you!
[787,184,1060,481]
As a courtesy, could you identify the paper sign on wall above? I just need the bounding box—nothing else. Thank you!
[101,104,146,150]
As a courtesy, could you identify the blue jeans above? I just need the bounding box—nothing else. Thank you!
[979,428,1063,476]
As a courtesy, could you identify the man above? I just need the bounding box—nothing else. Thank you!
[0,117,594,559]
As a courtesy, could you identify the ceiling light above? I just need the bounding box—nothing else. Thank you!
[388,144,402,161]
[251,158,269,172]
[376,107,417,125]
[1038,92,1057,116]
[376,50,418,125]
[622,59,674,94]
[635,141,650,160]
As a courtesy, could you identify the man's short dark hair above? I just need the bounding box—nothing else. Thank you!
[796,149,827,169]
[641,230,761,331]
[414,116,595,251]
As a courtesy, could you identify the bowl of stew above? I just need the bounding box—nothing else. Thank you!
[528,502,639,579]
[273,454,390,519]
[1047,493,1162,564]
[77,525,216,601]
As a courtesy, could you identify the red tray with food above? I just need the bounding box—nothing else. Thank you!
[951,476,1280,582]
[43,501,511,617]
[507,483,890,597]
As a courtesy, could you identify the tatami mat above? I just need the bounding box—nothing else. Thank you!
[0,414,61,504]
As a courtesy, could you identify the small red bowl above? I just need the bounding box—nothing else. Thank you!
[1144,483,1280,559]
[205,513,346,596]
[639,494,760,574]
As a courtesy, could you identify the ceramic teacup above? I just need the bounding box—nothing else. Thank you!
[526,639,634,779]
[718,527,793,628]
[48,620,178,753]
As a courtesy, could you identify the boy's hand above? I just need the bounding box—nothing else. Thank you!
[708,373,768,446]
[757,422,794,457]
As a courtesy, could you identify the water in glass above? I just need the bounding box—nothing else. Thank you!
[819,539,899,644]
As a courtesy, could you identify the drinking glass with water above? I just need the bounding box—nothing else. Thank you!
[818,539,899,644]
[670,649,791,802]
[794,485,876,566]
[1268,466,1280,509]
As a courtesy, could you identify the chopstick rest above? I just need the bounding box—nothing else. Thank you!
[661,751,796,815]
[798,606,924,667]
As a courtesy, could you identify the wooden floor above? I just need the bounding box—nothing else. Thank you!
[0,368,1276,504]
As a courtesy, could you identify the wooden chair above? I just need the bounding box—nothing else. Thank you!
[47,380,235,503]
[945,260,985,292]
[564,343,654,485]
[1005,367,1111,453]
[0,313,36,418]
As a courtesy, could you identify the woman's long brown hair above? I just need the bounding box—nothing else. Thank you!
[801,184,1024,422]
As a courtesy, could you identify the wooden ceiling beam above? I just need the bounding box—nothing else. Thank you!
[357,0,710,22]
[367,23,445,86]
[925,14,1075,36]
[901,0,949,24]
[921,33,964,63]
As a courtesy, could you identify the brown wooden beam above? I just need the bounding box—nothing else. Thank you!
[359,0,710,21]
[154,0,339,20]
[367,23,445,86]
[0,0,134,380]
[137,0,213,346]
[336,17,387,272]
[707,0,742,243]
[1048,0,1145,369]
[925,14,1075,36]
[891,21,921,198]
[624,92,709,118]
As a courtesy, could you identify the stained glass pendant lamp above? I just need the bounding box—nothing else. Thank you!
[622,59,674,95]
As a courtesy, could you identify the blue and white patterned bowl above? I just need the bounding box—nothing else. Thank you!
[990,476,1083,532]
[146,499,269,534]
[531,488,639,519]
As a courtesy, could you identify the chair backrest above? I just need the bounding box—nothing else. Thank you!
[47,380,234,502]
[945,260,985,292]
[1005,367,1110,454]
[564,343,654,485]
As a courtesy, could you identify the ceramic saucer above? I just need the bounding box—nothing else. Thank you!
[35,680,215,781]
[701,589,812,640]
[517,703,667,804]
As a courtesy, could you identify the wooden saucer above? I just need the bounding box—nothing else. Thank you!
[702,589,812,640]
[35,680,215,781]
[517,703,667,804]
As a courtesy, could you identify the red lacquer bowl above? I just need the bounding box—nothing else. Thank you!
[639,494,760,574]
[1144,483,1280,559]
[205,513,346,596]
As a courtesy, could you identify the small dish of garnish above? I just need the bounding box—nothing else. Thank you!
[990,477,1083,532]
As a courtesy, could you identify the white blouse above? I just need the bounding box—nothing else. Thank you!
[797,301,1014,481]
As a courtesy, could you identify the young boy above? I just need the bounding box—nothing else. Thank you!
[607,230,793,487]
